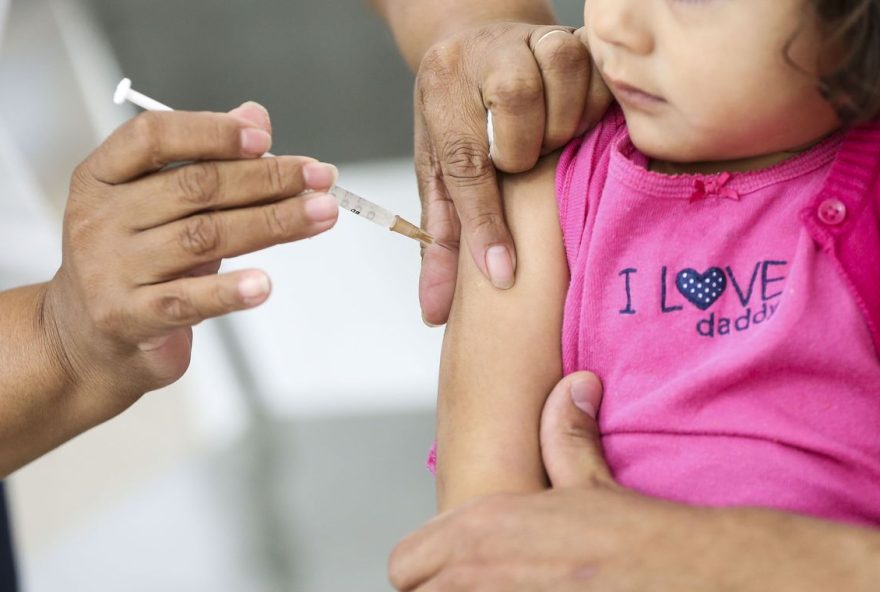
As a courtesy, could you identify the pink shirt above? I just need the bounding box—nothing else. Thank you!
[556,108,880,525]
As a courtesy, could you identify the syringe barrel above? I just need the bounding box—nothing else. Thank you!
[329,185,396,229]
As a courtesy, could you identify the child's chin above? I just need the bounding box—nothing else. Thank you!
[631,137,701,166]
[628,125,728,168]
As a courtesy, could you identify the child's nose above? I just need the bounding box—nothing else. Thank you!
[587,0,655,56]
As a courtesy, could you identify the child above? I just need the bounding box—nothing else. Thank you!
[433,0,880,526]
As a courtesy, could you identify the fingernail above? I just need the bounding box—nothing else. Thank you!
[485,245,514,289]
[241,128,272,156]
[303,162,339,189]
[303,193,339,222]
[570,377,600,419]
[421,314,441,328]
[238,273,271,304]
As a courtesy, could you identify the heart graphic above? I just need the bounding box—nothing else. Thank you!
[676,268,727,310]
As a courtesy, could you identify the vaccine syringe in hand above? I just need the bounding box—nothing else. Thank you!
[113,78,444,249]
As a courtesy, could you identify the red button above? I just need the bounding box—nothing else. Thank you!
[818,198,847,226]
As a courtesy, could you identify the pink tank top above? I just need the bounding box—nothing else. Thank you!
[556,108,880,526]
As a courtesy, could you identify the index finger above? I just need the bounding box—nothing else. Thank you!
[85,110,272,185]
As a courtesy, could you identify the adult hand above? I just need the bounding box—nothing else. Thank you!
[389,372,880,590]
[42,103,339,408]
[415,24,612,324]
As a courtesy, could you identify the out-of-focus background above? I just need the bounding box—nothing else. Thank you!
[0,1,582,590]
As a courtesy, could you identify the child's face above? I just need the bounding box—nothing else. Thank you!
[584,0,841,166]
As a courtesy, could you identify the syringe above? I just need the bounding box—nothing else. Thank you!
[113,78,443,248]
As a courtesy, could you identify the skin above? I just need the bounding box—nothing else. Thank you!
[584,0,841,173]
[429,153,595,512]
[434,154,565,511]
[0,103,338,476]
[370,0,613,324]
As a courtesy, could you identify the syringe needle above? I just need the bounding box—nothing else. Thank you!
[113,78,449,250]
[389,216,453,251]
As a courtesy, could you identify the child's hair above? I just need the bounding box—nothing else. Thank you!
[809,0,880,124]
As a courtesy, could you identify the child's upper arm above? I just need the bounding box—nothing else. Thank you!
[435,152,570,511]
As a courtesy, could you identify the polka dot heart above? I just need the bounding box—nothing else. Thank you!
[676,267,727,311]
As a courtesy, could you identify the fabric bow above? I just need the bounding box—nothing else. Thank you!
[689,172,739,203]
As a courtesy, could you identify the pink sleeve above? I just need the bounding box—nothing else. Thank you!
[426,441,436,475]
[555,108,625,374]
[555,106,626,271]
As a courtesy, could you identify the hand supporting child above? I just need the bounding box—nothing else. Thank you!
[390,372,880,591]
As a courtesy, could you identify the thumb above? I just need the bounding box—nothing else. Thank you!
[540,371,614,489]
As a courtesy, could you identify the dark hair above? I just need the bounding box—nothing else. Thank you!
[810,0,880,124]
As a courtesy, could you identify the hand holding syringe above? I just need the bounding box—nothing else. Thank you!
[113,78,445,249]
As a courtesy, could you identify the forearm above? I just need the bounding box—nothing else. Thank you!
[0,283,122,475]
[714,507,880,591]
[435,155,567,512]
[369,0,556,71]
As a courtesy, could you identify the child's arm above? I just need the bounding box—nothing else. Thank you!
[435,153,569,511]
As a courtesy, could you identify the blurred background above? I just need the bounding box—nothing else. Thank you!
[0,0,582,590]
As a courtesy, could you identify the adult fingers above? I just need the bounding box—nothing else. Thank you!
[417,44,516,291]
[414,111,460,325]
[131,192,338,284]
[124,156,337,230]
[84,110,272,185]
[389,511,457,592]
[482,42,545,172]
[389,495,535,591]
[529,28,591,153]
[539,371,616,489]
[414,563,571,592]
[129,269,272,337]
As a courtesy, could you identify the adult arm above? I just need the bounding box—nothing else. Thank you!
[0,103,338,476]
[392,373,880,591]
[435,154,568,511]
[368,0,557,71]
